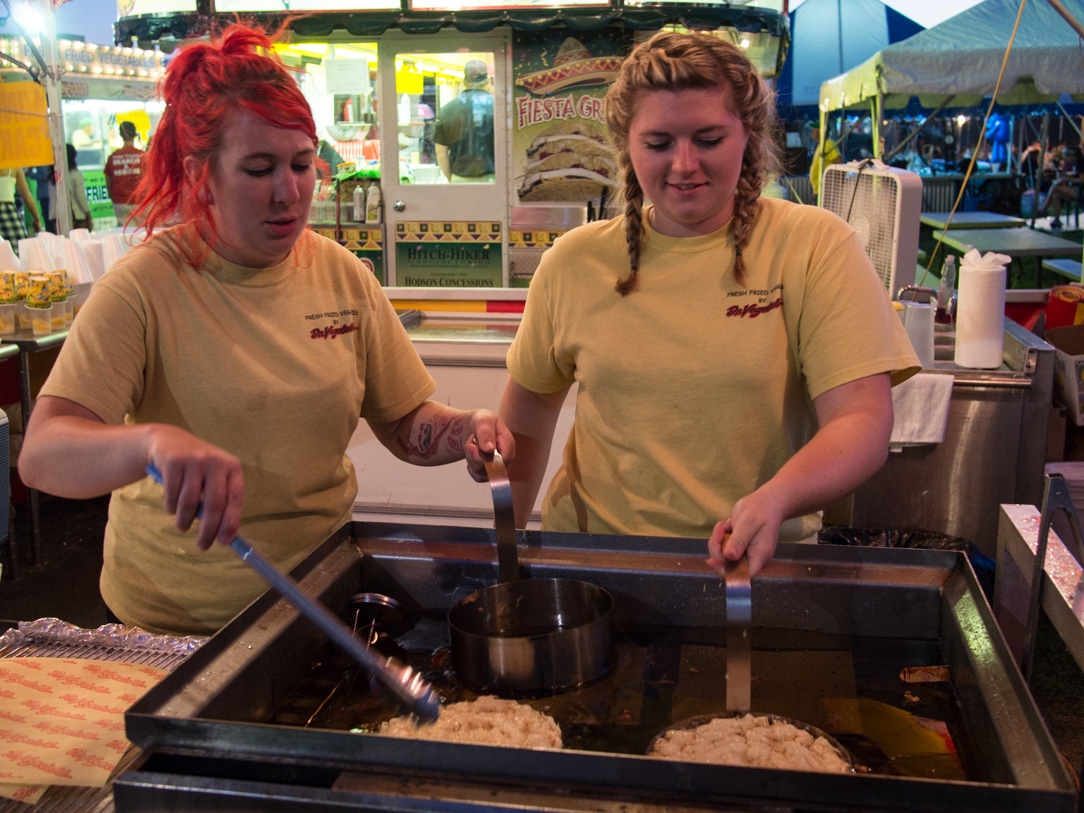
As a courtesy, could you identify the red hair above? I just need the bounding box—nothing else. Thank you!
[131,22,317,242]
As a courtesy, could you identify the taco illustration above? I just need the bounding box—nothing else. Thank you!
[518,120,619,202]
[516,38,623,97]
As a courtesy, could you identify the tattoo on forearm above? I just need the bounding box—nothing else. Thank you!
[405,412,469,459]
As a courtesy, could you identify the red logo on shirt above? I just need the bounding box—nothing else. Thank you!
[310,324,359,340]
[726,296,782,318]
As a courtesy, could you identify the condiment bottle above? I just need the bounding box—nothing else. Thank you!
[352,184,366,224]
[365,183,382,224]
[935,254,957,324]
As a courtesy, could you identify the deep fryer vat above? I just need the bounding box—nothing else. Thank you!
[119,521,1077,812]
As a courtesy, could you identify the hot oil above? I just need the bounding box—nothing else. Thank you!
[268,612,972,780]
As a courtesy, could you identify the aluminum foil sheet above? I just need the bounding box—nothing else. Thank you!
[0,618,205,660]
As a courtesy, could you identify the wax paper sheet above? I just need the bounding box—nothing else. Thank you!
[0,657,168,792]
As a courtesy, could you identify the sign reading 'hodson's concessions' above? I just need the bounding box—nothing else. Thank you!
[0,658,169,804]
[394,221,503,287]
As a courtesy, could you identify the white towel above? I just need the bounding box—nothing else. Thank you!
[890,372,954,448]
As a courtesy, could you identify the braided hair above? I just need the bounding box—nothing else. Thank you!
[602,31,782,294]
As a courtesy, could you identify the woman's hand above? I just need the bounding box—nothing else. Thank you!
[707,373,893,580]
[706,488,783,579]
[463,409,516,483]
[369,402,514,482]
[146,426,244,551]
[21,397,244,551]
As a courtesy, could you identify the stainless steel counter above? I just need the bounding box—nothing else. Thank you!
[847,317,1055,559]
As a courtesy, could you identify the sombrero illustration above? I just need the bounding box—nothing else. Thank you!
[516,38,623,96]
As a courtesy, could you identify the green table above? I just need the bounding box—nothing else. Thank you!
[933,227,1083,287]
[921,211,1025,230]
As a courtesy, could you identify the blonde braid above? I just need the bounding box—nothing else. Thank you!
[616,164,645,295]
[730,161,764,286]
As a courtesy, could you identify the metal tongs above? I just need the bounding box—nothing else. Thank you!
[145,464,441,722]
[723,556,752,713]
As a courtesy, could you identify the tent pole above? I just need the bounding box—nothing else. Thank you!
[38,0,69,236]
[1046,0,1084,39]
[817,105,828,205]
[1055,99,1084,144]
[1031,112,1050,229]
[873,95,883,159]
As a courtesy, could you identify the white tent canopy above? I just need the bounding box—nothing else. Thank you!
[819,0,1084,112]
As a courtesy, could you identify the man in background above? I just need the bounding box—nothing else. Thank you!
[433,59,495,183]
[104,121,145,224]
[71,118,103,168]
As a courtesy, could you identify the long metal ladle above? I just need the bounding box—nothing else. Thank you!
[145,464,440,721]
[724,556,752,712]
[480,449,518,583]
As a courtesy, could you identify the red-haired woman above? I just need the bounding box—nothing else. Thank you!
[19,24,513,636]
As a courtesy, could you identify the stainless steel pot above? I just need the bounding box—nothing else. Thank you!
[448,452,615,693]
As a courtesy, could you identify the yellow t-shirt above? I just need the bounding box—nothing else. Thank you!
[507,197,919,544]
[41,225,435,634]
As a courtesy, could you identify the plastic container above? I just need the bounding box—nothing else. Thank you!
[935,255,957,324]
[28,304,52,335]
[0,302,15,335]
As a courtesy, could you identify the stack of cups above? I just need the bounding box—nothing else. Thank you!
[902,301,936,368]
[82,239,105,281]
[955,248,1009,369]
[44,271,68,330]
[0,271,18,336]
[100,233,132,275]
[0,238,19,273]
[15,270,30,330]
[18,237,53,274]
[25,275,52,335]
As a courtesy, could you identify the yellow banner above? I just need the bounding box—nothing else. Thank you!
[0,82,52,170]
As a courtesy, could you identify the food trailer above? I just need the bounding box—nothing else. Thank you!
[115,0,790,292]
[0,34,164,230]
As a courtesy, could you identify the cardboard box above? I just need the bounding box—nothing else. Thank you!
[1047,324,1084,426]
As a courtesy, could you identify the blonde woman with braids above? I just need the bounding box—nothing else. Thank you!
[499,31,918,576]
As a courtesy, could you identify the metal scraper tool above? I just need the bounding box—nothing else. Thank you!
[145,463,440,722]
[724,556,752,712]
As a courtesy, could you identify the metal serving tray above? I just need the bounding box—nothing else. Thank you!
[118,522,1076,812]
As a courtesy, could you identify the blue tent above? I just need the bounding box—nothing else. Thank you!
[777,0,923,118]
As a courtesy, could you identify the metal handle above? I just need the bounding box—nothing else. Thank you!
[393,200,406,212]
[481,450,518,584]
[145,464,440,721]
[724,557,752,712]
